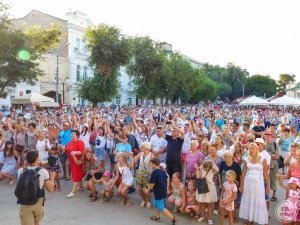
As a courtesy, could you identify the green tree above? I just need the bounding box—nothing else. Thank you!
[77,75,119,107]
[277,73,296,92]
[216,82,232,99]
[245,74,277,97]
[0,1,62,97]
[127,36,167,100]
[78,24,132,104]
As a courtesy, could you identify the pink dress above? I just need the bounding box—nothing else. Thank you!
[186,190,198,210]
[283,189,300,222]
[186,151,203,179]
[221,181,237,211]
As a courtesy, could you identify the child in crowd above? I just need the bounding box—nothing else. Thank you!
[185,180,199,219]
[167,172,187,213]
[114,152,134,206]
[194,160,219,225]
[219,170,238,225]
[144,157,176,225]
[48,146,61,192]
[93,171,115,202]
[277,176,300,224]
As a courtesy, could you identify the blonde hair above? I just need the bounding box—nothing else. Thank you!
[223,150,234,158]
[141,142,151,150]
[248,142,260,163]
[202,160,213,172]
[117,152,128,164]
[201,140,209,150]
[190,140,199,148]
[226,170,237,183]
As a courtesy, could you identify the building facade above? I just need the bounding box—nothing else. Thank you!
[286,82,300,99]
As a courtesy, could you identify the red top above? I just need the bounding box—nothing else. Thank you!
[65,139,85,182]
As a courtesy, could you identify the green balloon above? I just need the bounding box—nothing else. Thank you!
[18,50,31,60]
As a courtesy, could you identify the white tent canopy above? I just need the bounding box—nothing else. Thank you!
[239,95,269,106]
[11,93,55,105]
[269,95,300,106]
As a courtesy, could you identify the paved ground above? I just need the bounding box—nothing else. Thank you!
[1,179,283,225]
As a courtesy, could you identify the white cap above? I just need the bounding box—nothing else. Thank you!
[255,138,265,145]
[159,163,167,169]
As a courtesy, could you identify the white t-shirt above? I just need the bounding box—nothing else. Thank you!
[182,132,196,153]
[260,150,271,166]
[36,139,51,163]
[18,166,49,189]
[95,135,106,148]
[150,134,167,162]
[80,131,90,149]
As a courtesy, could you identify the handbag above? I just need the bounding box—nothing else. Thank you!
[196,169,210,194]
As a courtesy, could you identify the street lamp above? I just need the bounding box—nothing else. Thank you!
[237,79,245,98]
[55,42,70,103]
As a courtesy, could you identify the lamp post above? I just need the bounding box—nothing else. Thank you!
[55,42,70,103]
[57,77,69,104]
[237,79,245,98]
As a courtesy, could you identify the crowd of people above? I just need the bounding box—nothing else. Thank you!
[1,104,300,225]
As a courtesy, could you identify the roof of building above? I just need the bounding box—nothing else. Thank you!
[13,9,67,23]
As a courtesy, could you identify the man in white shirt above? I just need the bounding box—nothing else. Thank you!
[17,150,54,225]
[150,126,167,163]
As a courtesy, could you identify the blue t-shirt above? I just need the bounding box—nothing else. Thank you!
[149,169,168,200]
[115,143,132,153]
[59,129,72,146]
[280,136,294,152]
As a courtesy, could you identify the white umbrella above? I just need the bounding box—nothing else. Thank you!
[239,95,269,106]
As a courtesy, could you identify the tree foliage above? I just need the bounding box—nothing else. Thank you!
[245,74,277,98]
[77,75,119,106]
[0,1,62,97]
[85,24,132,76]
[277,73,296,92]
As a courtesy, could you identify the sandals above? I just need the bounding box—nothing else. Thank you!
[89,191,98,198]
[233,218,238,223]
[197,217,205,222]
[270,196,277,202]
[171,216,176,225]
[150,216,160,222]
[90,196,98,202]
[208,220,213,225]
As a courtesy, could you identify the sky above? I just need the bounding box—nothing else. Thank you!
[7,0,300,81]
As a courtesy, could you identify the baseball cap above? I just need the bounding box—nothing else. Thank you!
[63,122,70,126]
[159,163,167,169]
[103,171,111,177]
[264,132,273,137]
[255,138,265,145]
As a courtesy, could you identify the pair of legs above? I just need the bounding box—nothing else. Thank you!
[152,198,176,224]
[0,172,15,183]
[168,195,182,211]
[185,205,199,218]
[117,182,131,205]
[220,207,234,225]
[60,153,70,179]
[49,171,60,190]
[84,178,97,200]
[199,202,213,221]
[100,189,113,201]
[138,188,151,204]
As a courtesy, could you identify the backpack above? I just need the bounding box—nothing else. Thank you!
[129,134,140,154]
[15,167,45,205]
[273,142,284,169]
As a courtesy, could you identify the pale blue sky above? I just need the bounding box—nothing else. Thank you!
[7,0,300,81]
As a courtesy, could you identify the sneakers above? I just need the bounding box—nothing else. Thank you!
[146,202,151,209]
[213,210,219,215]
[66,192,76,198]
[140,201,146,207]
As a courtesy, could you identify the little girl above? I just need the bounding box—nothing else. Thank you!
[185,180,199,219]
[93,171,115,202]
[219,170,238,225]
[167,172,187,213]
[194,160,219,225]
[277,175,300,224]
[48,146,61,192]
[114,152,134,206]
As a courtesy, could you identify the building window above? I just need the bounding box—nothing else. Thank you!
[75,38,80,51]
[25,90,31,94]
[116,95,121,105]
[76,65,81,81]
[83,66,87,80]
[128,97,132,105]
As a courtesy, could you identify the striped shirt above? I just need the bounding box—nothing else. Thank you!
[85,158,101,174]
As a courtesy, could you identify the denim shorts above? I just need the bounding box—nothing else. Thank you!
[94,147,106,160]
[152,198,166,212]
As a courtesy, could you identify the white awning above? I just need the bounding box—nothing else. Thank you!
[239,95,269,106]
[11,92,54,104]
[37,102,59,108]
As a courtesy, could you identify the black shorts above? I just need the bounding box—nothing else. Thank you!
[85,172,102,181]
[59,152,67,163]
